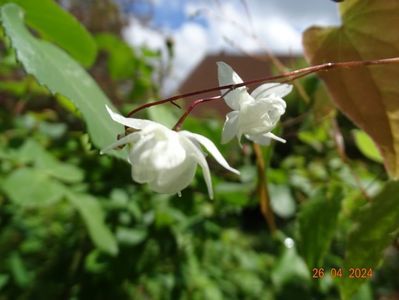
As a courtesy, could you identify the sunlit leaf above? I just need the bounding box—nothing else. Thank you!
[271,245,310,291]
[269,185,296,218]
[0,0,97,66]
[67,192,118,256]
[0,4,124,157]
[353,129,384,163]
[2,168,66,206]
[116,227,147,246]
[339,181,399,300]
[303,0,399,178]
[18,140,84,183]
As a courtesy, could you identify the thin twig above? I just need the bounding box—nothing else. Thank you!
[172,89,232,131]
[173,95,222,131]
[170,101,181,109]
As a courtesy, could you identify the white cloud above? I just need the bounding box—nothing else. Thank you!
[123,19,210,95]
[122,19,165,50]
[122,0,340,95]
[165,22,209,94]
[251,17,303,53]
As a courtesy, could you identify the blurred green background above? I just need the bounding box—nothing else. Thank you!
[0,1,398,299]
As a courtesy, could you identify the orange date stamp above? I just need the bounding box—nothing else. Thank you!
[312,267,373,279]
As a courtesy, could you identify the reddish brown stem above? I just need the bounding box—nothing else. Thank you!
[173,88,233,130]
[126,56,399,117]
[173,95,222,131]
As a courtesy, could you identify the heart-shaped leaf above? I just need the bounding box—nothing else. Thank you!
[303,0,399,179]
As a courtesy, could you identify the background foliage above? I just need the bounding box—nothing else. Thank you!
[0,1,398,300]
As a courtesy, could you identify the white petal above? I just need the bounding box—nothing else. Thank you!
[180,131,240,176]
[251,83,293,100]
[265,132,286,143]
[131,162,156,184]
[221,111,239,144]
[217,61,243,86]
[100,132,140,154]
[151,139,186,170]
[105,105,155,129]
[129,135,158,183]
[181,137,214,199]
[217,61,250,110]
[247,132,286,145]
[245,133,271,145]
[150,159,197,194]
[131,149,157,183]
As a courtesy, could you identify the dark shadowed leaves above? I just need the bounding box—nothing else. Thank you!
[340,181,399,299]
[298,185,342,269]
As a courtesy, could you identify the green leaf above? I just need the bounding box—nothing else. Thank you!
[215,182,252,206]
[0,273,9,290]
[18,140,83,183]
[2,168,66,206]
[298,186,342,269]
[0,4,124,157]
[270,185,296,218]
[9,252,31,287]
[116,227,147,246]
[96,33,135,80]
[271,245,310,291]
[303,0,399,178]
[353,129,383,163]
[0,0,97,66]
[147,103,178,128]
[340,181,399,300]
[67,192,118,256]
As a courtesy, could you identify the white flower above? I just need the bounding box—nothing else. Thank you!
[217,62,292,145]
[101,106,240,199]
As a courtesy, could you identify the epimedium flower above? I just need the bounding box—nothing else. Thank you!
[101,106,240,199]
[217,61,292,145]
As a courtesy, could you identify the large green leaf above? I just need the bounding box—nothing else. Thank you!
[298,186,342,269]
[67,192,118,256]
[0,4,124,156]
[340,181,399,299]
[303,0,399,179]
[0,0,97,66]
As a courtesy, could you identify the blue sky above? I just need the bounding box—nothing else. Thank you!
[121,0,341,94]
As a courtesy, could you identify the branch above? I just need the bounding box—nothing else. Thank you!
[126,56,399,117]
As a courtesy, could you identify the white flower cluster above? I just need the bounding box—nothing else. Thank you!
[218,62,291,145]
[102,62,292,198]
[102,106,239,199]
